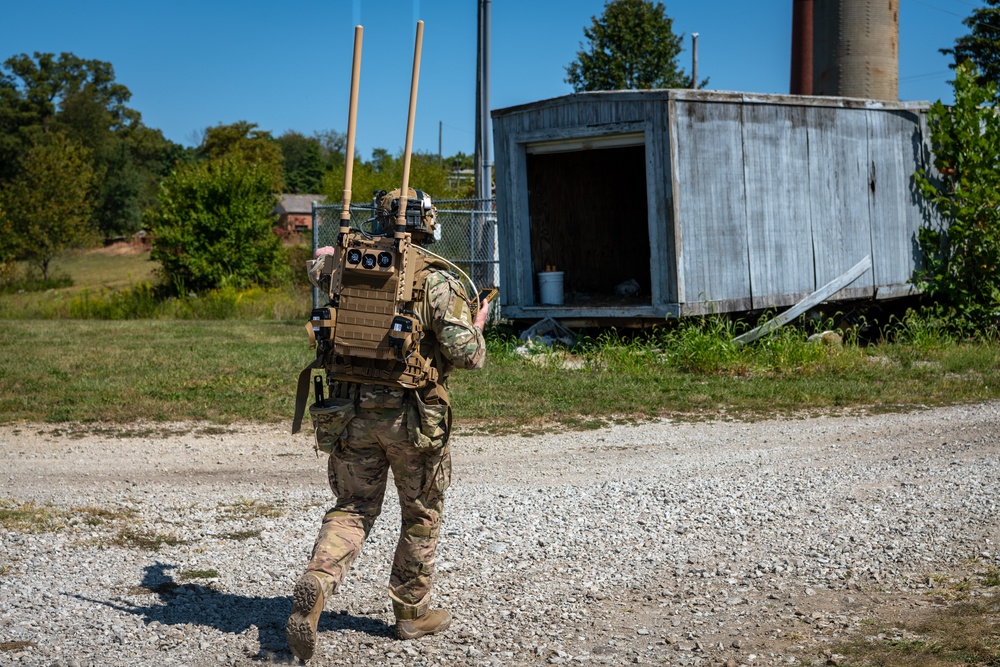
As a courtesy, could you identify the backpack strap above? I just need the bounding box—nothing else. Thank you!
[292,356,324,434]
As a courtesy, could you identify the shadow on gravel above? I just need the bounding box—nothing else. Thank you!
[73,562,394,660]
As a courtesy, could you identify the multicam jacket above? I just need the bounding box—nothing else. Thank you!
[414,269,486,381]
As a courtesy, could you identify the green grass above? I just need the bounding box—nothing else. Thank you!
[56,247,159,291]
[833,594,1000,666]
[0,500,65,533]
[0,245,311,320]
[455,323,1000,429]
[112,526,187,551]
[1,248,998,425]
[0,500,138,533]
[217,499,285,520]
[1,317,999,425]
[0,320,305,423]
[178,568,220,580]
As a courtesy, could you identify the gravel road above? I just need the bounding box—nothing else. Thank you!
[1,402,999,667]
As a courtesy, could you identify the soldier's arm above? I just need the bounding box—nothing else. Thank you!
[426,273,486,370]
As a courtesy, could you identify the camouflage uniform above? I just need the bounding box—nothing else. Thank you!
[303,268,486,620]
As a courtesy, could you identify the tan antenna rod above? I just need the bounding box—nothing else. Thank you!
[339,25,364,238]
[395,20,424,240]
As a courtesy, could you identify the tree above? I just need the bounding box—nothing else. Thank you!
[941,0,1000,86]
[1,132,94,280]
[564,0,697,92]
[914,62,1000,330]
[321,149,469,209]
[314,129,347,172]
[0,52,183,237]
[198,121,284,192]
[149,156,284,293]
[277,131,325,194]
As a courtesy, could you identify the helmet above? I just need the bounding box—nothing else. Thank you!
[373,188,440,243]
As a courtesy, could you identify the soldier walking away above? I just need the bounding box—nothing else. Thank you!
[286,189,490,662]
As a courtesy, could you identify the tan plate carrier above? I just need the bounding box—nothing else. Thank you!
[292,230,448,433]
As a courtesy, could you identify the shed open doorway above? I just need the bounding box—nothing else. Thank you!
[525,137,651,306]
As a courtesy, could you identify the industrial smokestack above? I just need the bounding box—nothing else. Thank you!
[812,0,899,100]
[790,0,814,95]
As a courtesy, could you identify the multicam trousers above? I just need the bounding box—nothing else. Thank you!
[304,403,452,620]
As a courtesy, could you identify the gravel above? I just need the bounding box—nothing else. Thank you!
[1,402,998,666]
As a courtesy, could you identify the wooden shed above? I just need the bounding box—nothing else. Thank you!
[491,89,932,323]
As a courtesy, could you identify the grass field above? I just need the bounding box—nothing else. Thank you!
[1,248,999,425]
[56,245,159,291]
[1,319,998,425]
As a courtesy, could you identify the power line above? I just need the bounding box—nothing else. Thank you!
[908,0,1000,33]
[909,0,967,18]
[899,70,952,81]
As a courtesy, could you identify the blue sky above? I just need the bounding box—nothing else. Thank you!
[2,0,975,160]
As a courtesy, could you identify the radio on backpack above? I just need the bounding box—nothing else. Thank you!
[292,19,475,435]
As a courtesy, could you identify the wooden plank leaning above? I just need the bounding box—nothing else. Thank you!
[732,255,872,346]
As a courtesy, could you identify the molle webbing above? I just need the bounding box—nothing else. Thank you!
[327,354,438,389]
[333,278,400,360]
[312,235,450,392]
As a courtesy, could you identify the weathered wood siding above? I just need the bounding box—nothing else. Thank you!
[807,107,874,301]
[673,99,750,312]
[491,90,930,321]
[867,109,926,297]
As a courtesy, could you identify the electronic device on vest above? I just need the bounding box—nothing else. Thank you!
[307,188,446,390]
[292,20,473,435]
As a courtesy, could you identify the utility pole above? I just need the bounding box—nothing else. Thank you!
[475,0,492,202]
[474,0,495,290]
[691,33,699,89]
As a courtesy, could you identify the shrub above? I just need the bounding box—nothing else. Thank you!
[915,61,1000,332]
[149,157,285,294]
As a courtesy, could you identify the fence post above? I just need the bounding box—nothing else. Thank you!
[311,201,319,310]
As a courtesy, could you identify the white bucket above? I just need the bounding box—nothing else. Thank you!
[538,271,564,305]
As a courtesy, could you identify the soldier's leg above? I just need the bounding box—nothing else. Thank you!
[385,440,451,620]
[289,416,390,661]
[305,414,390,597]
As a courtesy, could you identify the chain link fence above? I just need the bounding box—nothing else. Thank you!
[311,199,499,311]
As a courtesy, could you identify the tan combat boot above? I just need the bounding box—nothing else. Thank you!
[395,608,452,640]
[286,572,325,661]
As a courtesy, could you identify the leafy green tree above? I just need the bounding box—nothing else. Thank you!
[0,196,12,266]
[565,0,697,92]
[198,121,284,192]
[941,0,1000,86]
[0,52,182,236]
[119,122,192,225]
[94,138,142,236]
[277,131,325,193]
[321,149,468,208]
[915,62,1000,330]
[149,156,284,293]
[2,132,94,279]
[314,129,347,171]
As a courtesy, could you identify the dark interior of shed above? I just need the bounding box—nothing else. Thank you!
[526,144,651,305]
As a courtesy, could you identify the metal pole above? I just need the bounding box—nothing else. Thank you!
[395,20,424,239]
[474,0,494,288]
[311,201,319,309]
[483,0,492,198]
[691,33,699,89]
[438,120,443,166]
[340,26,363,234]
